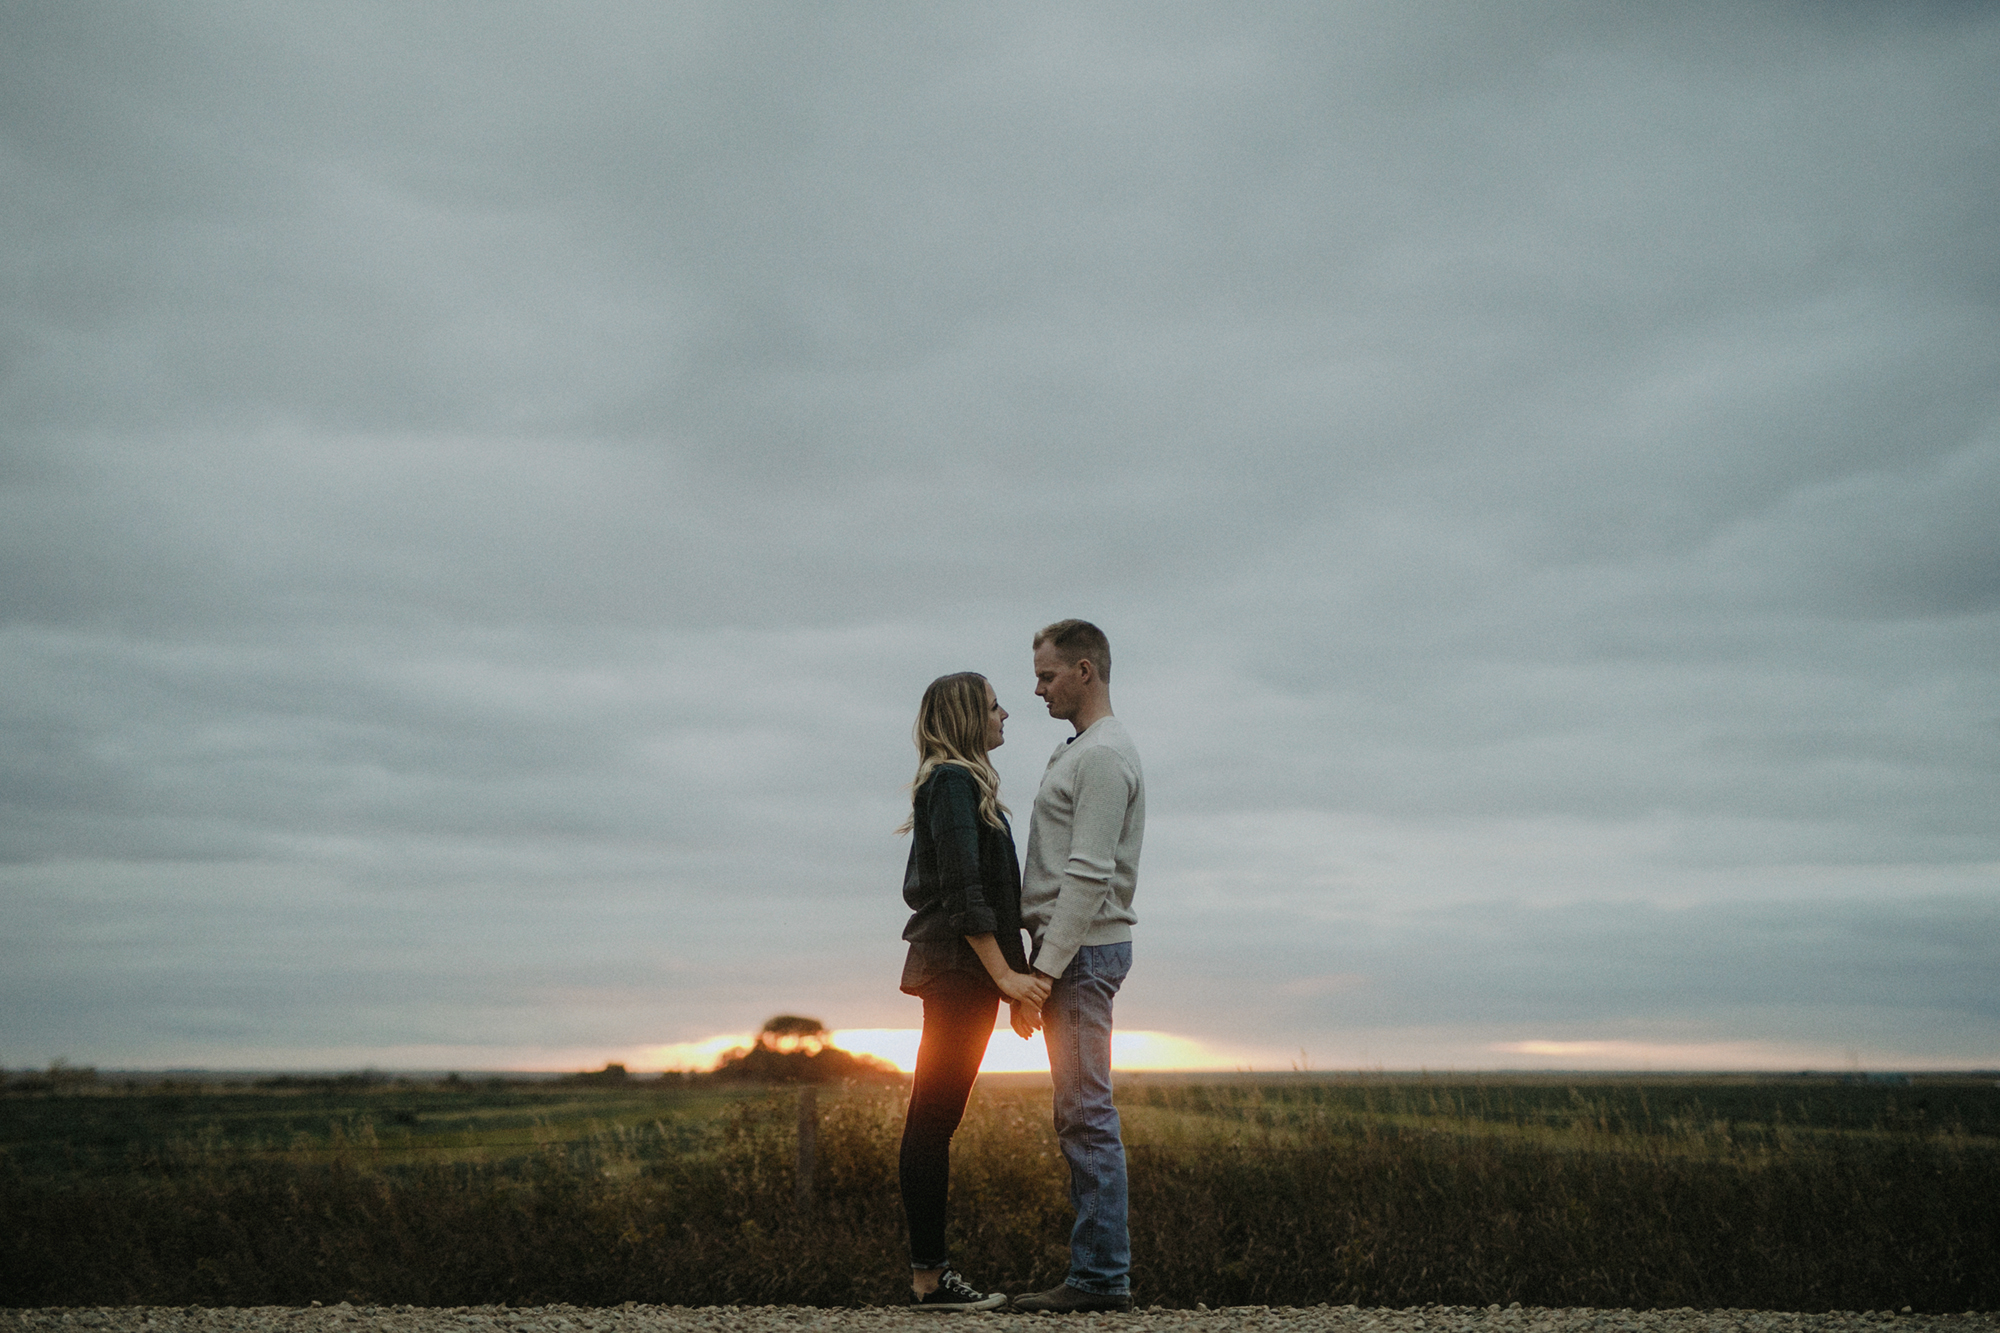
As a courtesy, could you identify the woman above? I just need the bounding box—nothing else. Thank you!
[896,672,1050,1311]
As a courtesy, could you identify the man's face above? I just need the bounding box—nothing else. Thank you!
[1033,641,1087,721]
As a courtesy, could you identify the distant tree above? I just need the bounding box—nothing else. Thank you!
[711,1016,901,1084]
[758,1016,829,1053]
[557,1062,632,1086]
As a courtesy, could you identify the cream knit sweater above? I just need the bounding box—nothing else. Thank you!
[1021,715,1145,979]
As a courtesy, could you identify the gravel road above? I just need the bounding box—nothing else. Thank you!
[4,1305,1993,1333]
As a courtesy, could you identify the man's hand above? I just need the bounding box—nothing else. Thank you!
[1009,999,1042,1039]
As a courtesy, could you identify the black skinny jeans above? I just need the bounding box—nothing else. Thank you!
[899,969,999,1269]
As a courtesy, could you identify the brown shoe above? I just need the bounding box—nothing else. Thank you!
[1010,1283,1132,1313]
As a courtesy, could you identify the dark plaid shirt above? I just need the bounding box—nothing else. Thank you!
[898,763,1029,995]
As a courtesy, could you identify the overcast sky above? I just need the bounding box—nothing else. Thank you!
[3,1,1995,1073]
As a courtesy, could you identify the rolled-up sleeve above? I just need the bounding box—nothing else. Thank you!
[927,767,999,937]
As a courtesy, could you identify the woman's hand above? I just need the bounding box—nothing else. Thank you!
[995,969,1050,1007]
[966,935,1052,1009]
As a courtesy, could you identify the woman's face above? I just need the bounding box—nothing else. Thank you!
[983,680,1008,752]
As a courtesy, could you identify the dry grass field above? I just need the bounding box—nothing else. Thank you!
[2,1071,1994,1311]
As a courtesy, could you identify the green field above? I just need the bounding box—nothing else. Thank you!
[0,1075,763,1178]
[2,1071,1995,1311]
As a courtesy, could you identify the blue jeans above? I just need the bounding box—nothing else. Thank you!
[1041,941,1132,1295]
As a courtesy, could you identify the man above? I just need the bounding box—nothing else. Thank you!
[1009,619,1145,1314]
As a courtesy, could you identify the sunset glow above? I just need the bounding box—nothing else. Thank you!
[836,1027,1232,1073]
[1487,1038,1845,1070]
[638,1028,1234,1074]
[641,1033,757,1072]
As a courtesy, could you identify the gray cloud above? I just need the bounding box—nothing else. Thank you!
[2,2,1995,1070]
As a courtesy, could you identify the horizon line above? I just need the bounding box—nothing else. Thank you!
[13,1064,1997,1079]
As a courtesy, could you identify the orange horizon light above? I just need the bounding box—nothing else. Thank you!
[639,1027,1232,1075]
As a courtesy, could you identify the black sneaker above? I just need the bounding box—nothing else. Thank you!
[1009,1282,1132,1313]
[912,1269,1007,1312]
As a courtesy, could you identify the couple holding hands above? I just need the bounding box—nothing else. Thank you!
[895,619,1146,1313]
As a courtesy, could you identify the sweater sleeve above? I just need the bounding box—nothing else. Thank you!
[1032,744,1132,978]
[926,766,1000,938]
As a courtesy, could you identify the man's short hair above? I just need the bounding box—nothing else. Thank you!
[1034,618,1112,683]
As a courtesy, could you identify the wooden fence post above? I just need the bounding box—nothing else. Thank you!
[795,1084,817,1206]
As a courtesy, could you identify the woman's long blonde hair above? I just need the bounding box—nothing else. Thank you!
[897,671,1008,834]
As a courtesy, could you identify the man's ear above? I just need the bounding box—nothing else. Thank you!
[1076,658,1094,684]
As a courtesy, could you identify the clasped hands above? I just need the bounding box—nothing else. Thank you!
[996,969,1052,1038]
